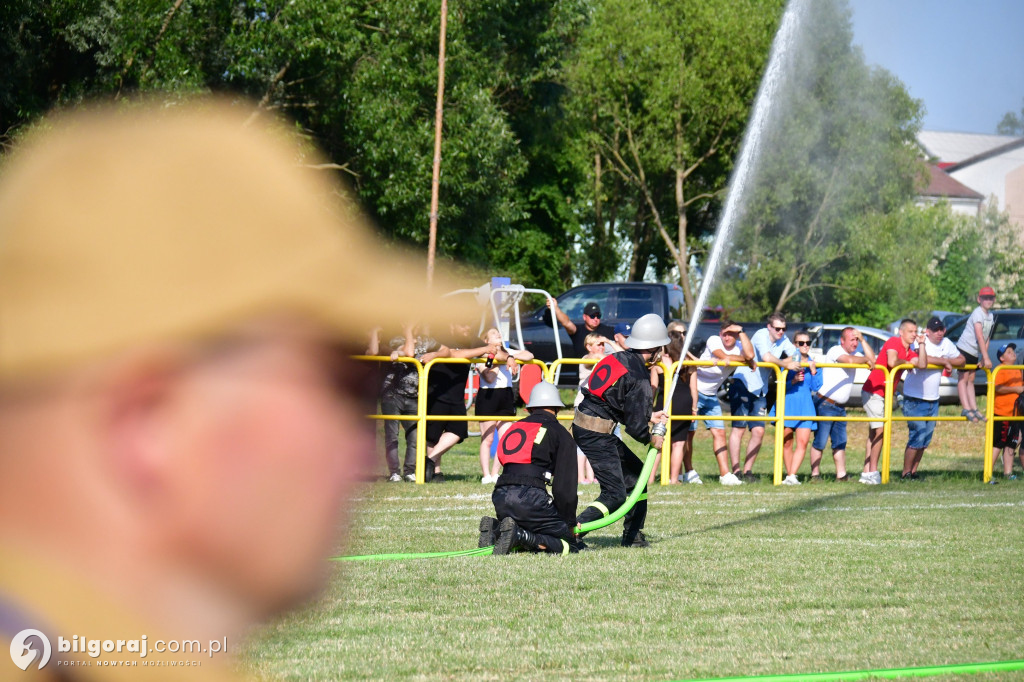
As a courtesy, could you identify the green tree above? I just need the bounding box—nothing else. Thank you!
[0,0,587,294]
[996,99,1024,136]
[564,0,783,310]
[931,202,1024,311]
[713,0,925,322]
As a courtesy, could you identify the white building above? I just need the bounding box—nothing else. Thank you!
[917,130,1024,229]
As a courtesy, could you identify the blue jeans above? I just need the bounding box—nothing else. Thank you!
[902,395,939,449]
[693,392,724,430]
[811,398,847,452]
[728,381,766,430]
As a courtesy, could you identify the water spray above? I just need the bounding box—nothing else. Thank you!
[667,0,807,403]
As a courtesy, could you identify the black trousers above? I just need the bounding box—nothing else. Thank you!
[492,484,575,553]
[573,426,647,544]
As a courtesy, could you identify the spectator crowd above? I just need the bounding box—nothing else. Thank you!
[371,286,1023,489]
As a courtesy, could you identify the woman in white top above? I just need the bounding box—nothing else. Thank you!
[477,328,534,483]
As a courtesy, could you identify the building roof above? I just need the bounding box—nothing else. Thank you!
[946,136,1024,173]
[918,130,1022,164]
[921,164,984,200]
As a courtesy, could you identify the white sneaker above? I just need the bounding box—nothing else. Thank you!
[388,473,402,482]
[720,472,743,486]
[404,474,417,482]
[859,471,880,485]
[481,475,496,484]
[683,470,703,485]
[782,474,801,486]
[872,471,882,484]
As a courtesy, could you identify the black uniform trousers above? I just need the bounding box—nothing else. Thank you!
[492,484,575,553]
[573,425,647,544]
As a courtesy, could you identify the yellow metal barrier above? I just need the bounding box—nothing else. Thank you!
[357,355,1016,485]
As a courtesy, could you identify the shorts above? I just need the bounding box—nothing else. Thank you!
[994,418,1022,450]
[692,392,724,431]
[862,391,885,429]
[903,395,939,449]
[475,387,516,417]
[426,400,469,445]
[728,381,766,430]
[811,398,847,452]
[959,349,978,367]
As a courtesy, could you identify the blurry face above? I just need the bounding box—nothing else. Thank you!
[840,330,859,354]
[583,312,601,330]
[768,321,786,342]
[979,293,996,309]
[721,330,738,349]
[899,324,918,346]
[926,326,945,344]
[585,341,603,355]
[483,329,501,345]
[1000,347,1016,365]
[795,335,811,354]
[163,327,375,616]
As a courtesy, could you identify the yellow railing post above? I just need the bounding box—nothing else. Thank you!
[773,365,787,485]
[983,365,997,483]
[659,358,675,486]
[882,364,906,484]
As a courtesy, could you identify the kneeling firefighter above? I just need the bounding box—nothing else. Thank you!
[573,313,668,547]
[482,381,581,555]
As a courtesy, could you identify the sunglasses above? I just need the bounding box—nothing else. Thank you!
[772,326,787,332]
[796,340,810,346]
[980,295,995,300]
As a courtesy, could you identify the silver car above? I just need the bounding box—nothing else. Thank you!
[807,324,961,405]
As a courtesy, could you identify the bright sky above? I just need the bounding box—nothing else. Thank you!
[850,0,1024,134]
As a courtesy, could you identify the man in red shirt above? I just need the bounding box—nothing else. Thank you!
[859,319,925,484]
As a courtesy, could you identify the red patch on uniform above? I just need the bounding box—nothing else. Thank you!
[498,421,544,465]
[587,354,629,399]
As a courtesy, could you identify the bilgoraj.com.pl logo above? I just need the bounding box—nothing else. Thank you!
[9,629,51,671]
[10,628,228,671]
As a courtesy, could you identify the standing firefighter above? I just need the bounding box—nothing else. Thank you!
[574,314,669,547]
[482,382,580,555]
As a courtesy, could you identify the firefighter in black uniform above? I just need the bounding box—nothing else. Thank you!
[480,381,580,555]
[573,313,669,547]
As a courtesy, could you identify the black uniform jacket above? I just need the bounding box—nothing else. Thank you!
[496,410,579,527]
[577,350,654,443]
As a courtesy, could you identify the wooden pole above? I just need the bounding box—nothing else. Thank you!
[426,0,448,289]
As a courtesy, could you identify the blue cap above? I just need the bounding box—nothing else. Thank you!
[614,322,632,336]
[997,342,1016,361]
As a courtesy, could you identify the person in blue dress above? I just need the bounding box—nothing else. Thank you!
[770,330,819,484]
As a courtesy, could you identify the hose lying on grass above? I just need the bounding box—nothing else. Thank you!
[332,445,659,562]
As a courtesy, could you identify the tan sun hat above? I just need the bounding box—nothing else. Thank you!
[0,99,474,380]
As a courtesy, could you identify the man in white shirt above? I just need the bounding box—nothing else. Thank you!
[695,320,755,485]
[901,317,965,479]
[808,327,876,481]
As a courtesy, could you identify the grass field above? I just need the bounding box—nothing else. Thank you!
[241,403,1024,681]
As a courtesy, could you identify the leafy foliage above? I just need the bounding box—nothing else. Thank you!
[564,0,783,311]
[995,99,1024,136]
[712,0,926,323]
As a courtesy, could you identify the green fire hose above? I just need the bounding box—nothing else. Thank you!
[331,445,658,562]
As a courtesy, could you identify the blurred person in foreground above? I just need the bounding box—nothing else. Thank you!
[0,100,469,680]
